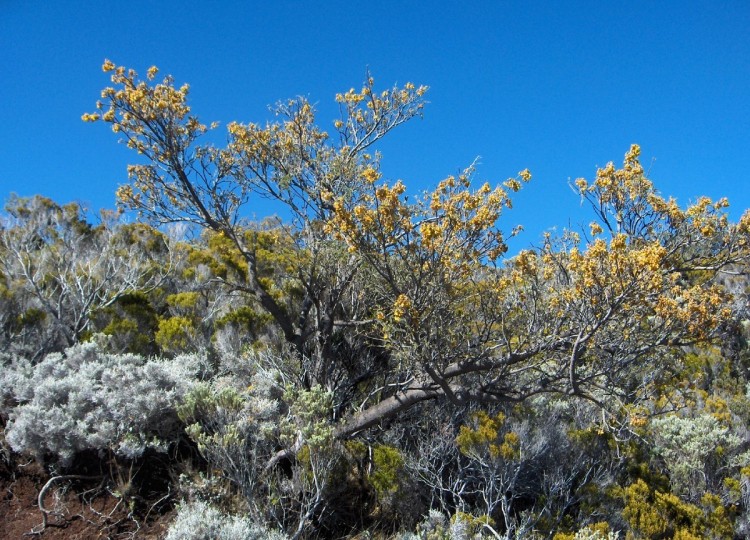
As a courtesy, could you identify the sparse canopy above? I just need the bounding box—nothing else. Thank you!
[2,58,749,540]
[85,60,750,444]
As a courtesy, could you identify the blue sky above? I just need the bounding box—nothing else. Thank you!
[2,1,748,249]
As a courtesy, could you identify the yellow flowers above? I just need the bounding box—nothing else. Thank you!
[513,250,538,273]
[456,411,521,462]
[624,143,642,167]
[610,233,627,251]
[336,87,364,104]
[420,222,442,249]
[361,167,380,184]
[325,159,527,279]
[504,178,522,192]
[631,243,666,271]
[85,59,221,175]
[392,294,412,323]
[334,75,427,139]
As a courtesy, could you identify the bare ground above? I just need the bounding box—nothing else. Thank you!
[0,456,175,540]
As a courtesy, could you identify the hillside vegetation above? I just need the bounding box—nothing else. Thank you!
[1,61,749,539]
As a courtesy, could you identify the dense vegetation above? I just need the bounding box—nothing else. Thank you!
[1,61,749,539]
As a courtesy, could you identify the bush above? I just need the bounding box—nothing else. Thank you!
[155,316,198,355]
[0,352,33,411]
[165,499,286,540]
[4,342,206,465]
[650,413,743,499]
[397,510,493,540]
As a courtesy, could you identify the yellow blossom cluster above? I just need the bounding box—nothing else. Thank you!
[503,169,530,192]
[392,294,413,323]
[361,166,380,184]
[325,178,412,249]
[456,411,521,462]
[326,166,531,289]
[423,169,527,259]
[227,121,280,165]
[654,284,732,339]
[574,145,744,253]
[226,99,329,174]
[589,221,603,236]
[84,60,204,167]
[537,145,740,345]
[335,79,427,108]
[559,232,673,311]
[333,76,427,139]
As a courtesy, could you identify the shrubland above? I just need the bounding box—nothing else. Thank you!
[0,61,748,538]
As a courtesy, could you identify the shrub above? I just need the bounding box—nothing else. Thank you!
[4,342,206,466]
[155,316,198,355]
[396,510,496,540]
[650,413,743,498]
[554,523,620,540]
[165,499,286,540]
[0,352,33,410]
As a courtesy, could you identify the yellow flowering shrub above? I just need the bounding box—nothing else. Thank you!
[83,65,750,539]
[622,479,733,539]
[456,411,521,462]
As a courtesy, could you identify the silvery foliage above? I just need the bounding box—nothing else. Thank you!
[178,366,280,506]
[165,500,286,540]
[571,528,620,540]
[650,412,744,498]
[400,509,502,540]
[4,341,207,466]
[409,397,614,536]
[0,352,34,409]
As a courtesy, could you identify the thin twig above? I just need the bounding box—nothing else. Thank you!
[144,486,172,522]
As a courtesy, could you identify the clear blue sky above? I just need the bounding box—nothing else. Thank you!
[2,1,748,249]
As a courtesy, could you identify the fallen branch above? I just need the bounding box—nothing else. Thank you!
[26,474,102,536]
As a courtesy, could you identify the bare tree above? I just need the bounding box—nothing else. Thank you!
[0,196,174,357]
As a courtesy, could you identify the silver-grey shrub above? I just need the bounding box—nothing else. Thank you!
[0,351,33,407]
[4,342,206,466]
[165,500,286,540]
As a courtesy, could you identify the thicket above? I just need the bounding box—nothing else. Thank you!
[0,61,749,538]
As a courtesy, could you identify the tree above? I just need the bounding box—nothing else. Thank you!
[0,196,174,358]
[86,61,750,453]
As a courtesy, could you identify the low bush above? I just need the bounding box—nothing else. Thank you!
[4,342,206,466]
[165,499,286,540]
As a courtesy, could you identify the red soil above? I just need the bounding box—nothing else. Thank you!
[0,460,174,540]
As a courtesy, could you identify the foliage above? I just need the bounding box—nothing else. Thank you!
[177,374,278,507]
[4,342,204,465]
[84,62,750,459]
[621,479,734,539]
[156,315,198,354]
[95,290,159,354]
[554,523,620,540]
[0,197,173,358]
[370,444,405,498]
[650,413,743,499]
[165,499,286,540]
[0,61,747,538]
